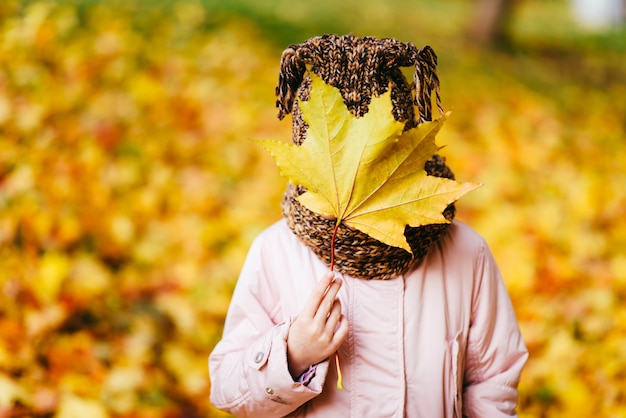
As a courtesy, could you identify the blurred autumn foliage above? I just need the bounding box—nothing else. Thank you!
[0,0,625,417]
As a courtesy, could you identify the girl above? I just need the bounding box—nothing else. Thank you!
[209,34,528,418]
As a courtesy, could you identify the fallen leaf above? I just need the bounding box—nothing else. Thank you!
[29,252,71,305]
[0,374,29,409]
[55,393,108,418]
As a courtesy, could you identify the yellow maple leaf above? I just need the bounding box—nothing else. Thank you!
[258,73,480,253]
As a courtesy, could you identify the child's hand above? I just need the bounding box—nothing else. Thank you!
[286,271,349,379]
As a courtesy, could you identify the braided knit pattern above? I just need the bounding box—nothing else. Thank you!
[276,34,455,280]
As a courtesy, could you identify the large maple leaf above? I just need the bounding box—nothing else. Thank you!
[258,73,480,253]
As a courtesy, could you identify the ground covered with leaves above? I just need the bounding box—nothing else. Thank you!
[0,0,624,417]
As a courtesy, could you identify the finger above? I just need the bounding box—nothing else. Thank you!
[325,299,342,329]
[300,271,335,318]
[329,315,349,351]
[314,278,342,322]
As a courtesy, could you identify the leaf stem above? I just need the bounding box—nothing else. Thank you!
[335,352,344,390]
[331,221,344,390]
[330,221,340,271]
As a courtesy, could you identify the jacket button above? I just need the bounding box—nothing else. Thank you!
[254,351,264,363]
[265,387,274,395]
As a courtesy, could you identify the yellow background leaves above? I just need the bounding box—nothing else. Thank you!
[0,0,625,417]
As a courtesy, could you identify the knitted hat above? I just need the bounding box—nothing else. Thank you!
[275,34,455,280]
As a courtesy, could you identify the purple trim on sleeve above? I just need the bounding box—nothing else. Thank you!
[296,364,317,386]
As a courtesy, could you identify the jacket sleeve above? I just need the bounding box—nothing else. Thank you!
[462,243,528,418]
[209,234,329,417]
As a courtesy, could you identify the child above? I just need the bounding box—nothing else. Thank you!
[209,34,528,417]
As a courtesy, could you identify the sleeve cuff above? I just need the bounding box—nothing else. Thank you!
[244,320,329,409]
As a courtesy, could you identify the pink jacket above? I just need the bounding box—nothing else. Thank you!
[209,220,528,417]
